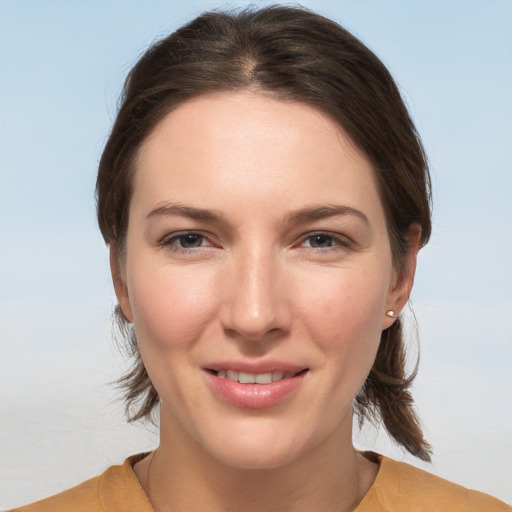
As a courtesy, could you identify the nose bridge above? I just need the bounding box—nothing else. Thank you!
[221,242,289,340]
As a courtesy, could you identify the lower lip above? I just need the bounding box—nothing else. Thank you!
[205,371,307,409]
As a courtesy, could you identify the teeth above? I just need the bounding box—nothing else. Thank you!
[272,371,284,382]
[239,371,255,384]
[216,370,295,384]
[255,372,272,384]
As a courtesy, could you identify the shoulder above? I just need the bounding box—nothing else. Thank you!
[9,454,153,512]
[9,475,102,512]
[358,455,511,512]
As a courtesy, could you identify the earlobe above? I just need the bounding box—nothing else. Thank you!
[109,244,134,323]
[383,225,422,329]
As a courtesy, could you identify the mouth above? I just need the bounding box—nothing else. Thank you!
[204,366,309,408]
[207,369,308,384]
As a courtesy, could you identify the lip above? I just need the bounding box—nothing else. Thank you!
[203,361,308,409]
[205,360,306,374]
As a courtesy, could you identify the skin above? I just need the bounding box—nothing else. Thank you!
[111,91,420,512]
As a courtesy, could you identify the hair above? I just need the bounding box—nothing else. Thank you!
[96,5,432,461]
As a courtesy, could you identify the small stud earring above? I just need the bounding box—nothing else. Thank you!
[385,310,397,318]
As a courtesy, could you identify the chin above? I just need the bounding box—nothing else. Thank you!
[198,419,321,471]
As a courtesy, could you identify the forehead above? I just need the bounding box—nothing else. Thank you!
[133,91,383,221]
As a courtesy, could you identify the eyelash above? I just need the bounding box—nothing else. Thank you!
[299,232,352,251]
[159,231,352,254]
[160,231,214,253]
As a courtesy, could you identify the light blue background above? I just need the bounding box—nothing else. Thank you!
[1,0,511,508]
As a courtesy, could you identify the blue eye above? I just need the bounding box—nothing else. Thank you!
[162,232,209,251]
[306,234,336,248]
[175,233,205,249]
[301,233,350,250]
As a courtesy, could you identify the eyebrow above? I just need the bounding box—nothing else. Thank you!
[146,202,369,226]
[285,205,369,226]
[146,202,224,222]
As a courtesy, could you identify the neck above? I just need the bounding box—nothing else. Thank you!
[139,415,378,512]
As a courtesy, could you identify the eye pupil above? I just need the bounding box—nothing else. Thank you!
[310,235,332,248]
[179,234,202,248]
[309,235,332,248]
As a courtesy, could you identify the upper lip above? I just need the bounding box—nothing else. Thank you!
[204,360,308,374]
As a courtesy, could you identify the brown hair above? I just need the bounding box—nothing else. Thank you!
[96,5,432,461]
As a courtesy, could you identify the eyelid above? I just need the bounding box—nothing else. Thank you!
[296,231,353,249]
[158,229,353,252]
[159,230,219,251]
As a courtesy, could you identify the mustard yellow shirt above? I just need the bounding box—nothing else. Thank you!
[11,453,511,511]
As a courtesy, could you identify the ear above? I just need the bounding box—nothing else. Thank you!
[382,225,422,330]
[109,244,134,323]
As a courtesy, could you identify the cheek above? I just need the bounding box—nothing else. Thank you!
[125,262,221,410]
[296,265,390,338]
[294,264,390,383]
[126,262,218,353]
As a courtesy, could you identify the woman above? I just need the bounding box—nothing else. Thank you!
[13,6,510,512]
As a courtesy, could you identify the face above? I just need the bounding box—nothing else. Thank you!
[113,92,416,470]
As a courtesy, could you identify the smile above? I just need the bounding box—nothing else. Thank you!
[205,367,309,409]
[215,370,298,383]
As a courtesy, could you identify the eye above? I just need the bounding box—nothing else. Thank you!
[161,231,213,252]
[174,233,206,249]
[304,234,336,248]
[300,232,351,250]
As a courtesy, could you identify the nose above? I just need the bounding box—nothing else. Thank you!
[219,247,291,342]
